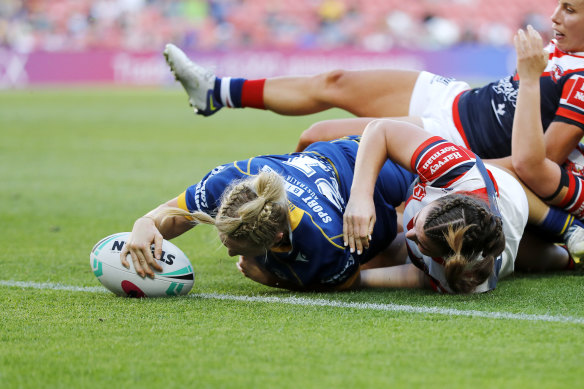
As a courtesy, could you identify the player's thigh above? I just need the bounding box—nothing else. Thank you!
[316,69,421,117]
[515,229,568,272]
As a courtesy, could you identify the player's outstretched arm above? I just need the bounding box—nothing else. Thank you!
[344,119,431,254]
[359,264,429,289]
[120,197,195,278]
[511,26,562,197]
[295,118,375,151]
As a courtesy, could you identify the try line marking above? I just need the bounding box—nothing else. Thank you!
[2,279,583,325]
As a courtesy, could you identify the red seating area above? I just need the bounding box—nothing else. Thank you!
[0,0,558,52]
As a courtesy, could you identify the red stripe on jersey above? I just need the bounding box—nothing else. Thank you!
[414,141,475,183]
[563,77,577,95]
[486,169,499,195]
[556,107,584,124]
[452,91,471,149]
[428,278,439,292]
[410,136,444,171]
[467,187,490,203]
[406,217,415,231]
[428,278,448,293]
[552,44,584,59]
[241,79,266,109]
[432,256,445,265]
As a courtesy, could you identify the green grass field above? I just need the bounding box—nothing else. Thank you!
[1,88,584,389]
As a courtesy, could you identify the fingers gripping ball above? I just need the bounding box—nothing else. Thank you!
[90,232,194,297]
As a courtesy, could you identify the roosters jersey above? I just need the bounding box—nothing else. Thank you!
[456,40,584,159]
[403,137,528,293]
[178,137,415,290]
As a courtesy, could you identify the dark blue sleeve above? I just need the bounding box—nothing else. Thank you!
[184,164,246,215]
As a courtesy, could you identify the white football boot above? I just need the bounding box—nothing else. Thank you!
[164,44,223,116]
[565,225,584,258]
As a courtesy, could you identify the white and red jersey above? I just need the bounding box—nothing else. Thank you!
[403,137,528,293]
[455,40,584,159]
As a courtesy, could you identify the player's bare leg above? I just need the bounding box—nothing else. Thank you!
[515,231,569,272]
[263,69,420,117]
[164,44,420,118]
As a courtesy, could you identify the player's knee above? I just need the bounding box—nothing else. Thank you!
[309,69,347,97]
[322,69,346,89]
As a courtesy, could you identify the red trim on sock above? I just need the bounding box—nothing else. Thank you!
[566,256,576,270]
[241,79,266,109]
[559,244,576,270]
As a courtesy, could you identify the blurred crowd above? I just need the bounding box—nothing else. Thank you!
[0,0,555,52]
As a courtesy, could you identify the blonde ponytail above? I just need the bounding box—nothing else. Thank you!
[163,171,289,249]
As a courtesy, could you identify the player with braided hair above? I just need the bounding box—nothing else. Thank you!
[421,194,505,293]
[121,136,415,291]
[166,172,290,257]
[343,118,574,294]
[211,172,288,247]
[163,2,584,226]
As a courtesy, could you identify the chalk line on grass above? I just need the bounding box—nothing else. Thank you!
[2,279,583,325]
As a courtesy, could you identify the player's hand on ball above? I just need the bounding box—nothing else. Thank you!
[120,217,164,278]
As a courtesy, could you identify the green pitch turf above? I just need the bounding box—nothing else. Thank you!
[1,88,583,389]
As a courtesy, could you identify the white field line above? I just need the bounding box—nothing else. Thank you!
[2,279,583,325]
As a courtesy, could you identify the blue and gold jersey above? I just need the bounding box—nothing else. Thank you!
[178,137,415,290]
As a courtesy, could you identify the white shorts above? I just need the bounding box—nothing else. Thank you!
[409,71,471,147]
[486,164,529,279]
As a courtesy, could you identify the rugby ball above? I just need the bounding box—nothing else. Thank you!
[90,232,194,297]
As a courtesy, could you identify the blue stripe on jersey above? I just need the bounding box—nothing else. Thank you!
[432,162,476,187]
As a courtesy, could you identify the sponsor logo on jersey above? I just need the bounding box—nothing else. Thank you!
[195,165,226,210]
[566,76,584,110]
[550,64,564,83]
[421,145,459,170]
[412,184,426,201]
[431,75,455,86]
[491,77,518,107]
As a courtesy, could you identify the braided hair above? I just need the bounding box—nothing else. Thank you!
[423,193,505,293]
[162,171,289,249]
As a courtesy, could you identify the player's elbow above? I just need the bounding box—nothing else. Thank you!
[512,157,542,188]
[296,121,336,151]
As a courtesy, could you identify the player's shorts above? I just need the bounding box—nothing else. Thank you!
[486,164,529,279]
[409,71,471,147]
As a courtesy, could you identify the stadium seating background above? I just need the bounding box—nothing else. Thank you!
[0,0,558,87]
